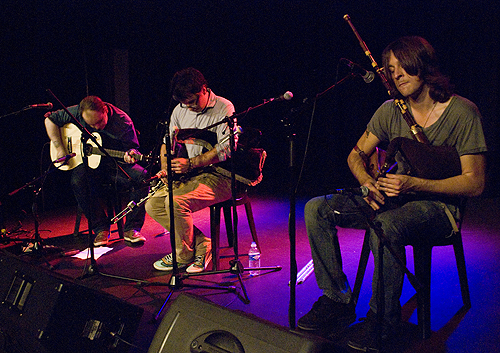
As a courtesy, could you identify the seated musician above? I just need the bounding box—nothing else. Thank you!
[297,37,487,350]
[44,96,148,246]
[145,67,236,273]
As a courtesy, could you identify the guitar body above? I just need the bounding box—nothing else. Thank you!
[50,123,101,170]
[50,123,149,171]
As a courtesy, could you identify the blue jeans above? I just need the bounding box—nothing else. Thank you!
[71,161,148,234]
[304,194,454,326]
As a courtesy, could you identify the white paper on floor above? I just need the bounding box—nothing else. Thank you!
[72,247,113,260]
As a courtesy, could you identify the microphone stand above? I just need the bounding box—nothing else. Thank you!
[7,163,66,268]
[283,110,299,330]
[151,98,283,320]
[0,104,51,120]
[0,102,69,266]
[144,112,245,322]
[286,73,355,329]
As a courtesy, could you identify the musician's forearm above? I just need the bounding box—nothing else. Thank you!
[348,151,375,186]
[413,173,485,197]
[412,154,486,197]
[45,118,66,153]
[190,148,219,169]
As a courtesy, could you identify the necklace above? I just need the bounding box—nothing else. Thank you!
[422,101,437,128]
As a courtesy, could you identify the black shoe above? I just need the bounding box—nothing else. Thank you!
[347,317,399,352]
[297,295,356,331]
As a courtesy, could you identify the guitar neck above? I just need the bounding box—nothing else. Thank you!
[90,146,126,160]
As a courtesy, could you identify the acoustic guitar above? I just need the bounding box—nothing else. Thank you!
[49,123,150,171]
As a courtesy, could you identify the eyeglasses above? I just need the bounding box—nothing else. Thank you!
[179,94,200,109]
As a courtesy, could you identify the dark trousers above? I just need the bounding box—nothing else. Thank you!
[71,160,148,234]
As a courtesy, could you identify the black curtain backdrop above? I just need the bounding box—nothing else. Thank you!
[1,0,499,218]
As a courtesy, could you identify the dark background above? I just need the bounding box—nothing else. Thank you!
[1,0,499,218]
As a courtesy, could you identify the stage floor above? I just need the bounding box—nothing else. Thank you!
[1,194,499,352]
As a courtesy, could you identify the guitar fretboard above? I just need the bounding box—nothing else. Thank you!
[90,146,125,159]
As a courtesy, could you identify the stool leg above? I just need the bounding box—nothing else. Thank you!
[210,205,222,271]
[453,234,471,309]
[244,200,259,250]
[414,245,432,339]
[352,230,371,306]
[223,205,234,247]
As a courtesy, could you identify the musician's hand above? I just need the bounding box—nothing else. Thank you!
[171,158,191,174]
[359,181,384,211]
[376,174,412,196]
[125,149,141,164]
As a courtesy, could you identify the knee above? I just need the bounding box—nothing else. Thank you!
[369,218,403,250]
[144,200,153,215]
[145,198,165,217]
[304,197,323,219]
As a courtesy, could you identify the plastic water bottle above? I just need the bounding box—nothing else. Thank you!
[248,241,261,276]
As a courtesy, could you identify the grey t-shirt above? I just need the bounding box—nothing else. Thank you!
[367,95,487,157]
[366,95,487,213]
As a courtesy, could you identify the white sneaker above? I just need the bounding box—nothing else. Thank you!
[186,253,212,273]
[153,253,191,271]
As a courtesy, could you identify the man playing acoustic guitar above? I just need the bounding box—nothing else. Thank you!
[298,37,487,350]
[45,95,148,246]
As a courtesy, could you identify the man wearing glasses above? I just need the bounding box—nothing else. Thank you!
[146,67,236,273]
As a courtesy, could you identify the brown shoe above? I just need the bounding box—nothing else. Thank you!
[93,230,110,247]
[124,229,146,243]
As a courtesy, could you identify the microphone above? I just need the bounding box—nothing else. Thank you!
[144,170,167,183]
[268,91,293,102]
[332,186,370,197]
[29,102,54,109]
[52,153,76,164]
[342,59,375,83]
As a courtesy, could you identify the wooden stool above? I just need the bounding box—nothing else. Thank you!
[352,212,471,339]
[209,192,259,271]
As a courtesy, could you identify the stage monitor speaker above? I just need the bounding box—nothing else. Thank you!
[0,251,144,353]
[148,293,335,353]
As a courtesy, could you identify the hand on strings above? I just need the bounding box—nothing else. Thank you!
[125,149,141,163]
[172,157,191,174]
[376,173,413,197]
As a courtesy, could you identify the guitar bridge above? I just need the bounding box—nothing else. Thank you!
[67,136,72,153]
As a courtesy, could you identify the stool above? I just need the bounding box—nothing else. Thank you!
[352,214,471,339]
[209,192,259,271]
